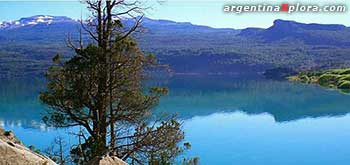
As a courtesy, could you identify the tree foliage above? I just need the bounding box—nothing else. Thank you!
[40,0,186,164]
[288,68,350,93]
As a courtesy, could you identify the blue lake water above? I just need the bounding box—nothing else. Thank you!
[1,75,350,164]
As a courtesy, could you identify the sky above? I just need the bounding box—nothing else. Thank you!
[0,0,349,29]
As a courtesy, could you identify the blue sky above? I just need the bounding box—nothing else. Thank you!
[0,0,349,29]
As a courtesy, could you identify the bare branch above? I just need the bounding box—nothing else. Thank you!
[116,15,143,42]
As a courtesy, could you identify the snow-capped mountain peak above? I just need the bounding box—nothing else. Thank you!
[0,15,76,29]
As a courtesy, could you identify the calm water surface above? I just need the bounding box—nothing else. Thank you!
[1,75,350,164]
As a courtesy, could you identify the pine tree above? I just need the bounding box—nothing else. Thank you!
[40,1,185,163]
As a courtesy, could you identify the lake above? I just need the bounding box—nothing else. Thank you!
[1,75,350,164]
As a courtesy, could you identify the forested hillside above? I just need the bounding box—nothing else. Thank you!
[1,16,350,77]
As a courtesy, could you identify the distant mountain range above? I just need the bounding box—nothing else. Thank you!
[240,19,350,46]
[0,15,236,33]
[0,15,76,29]
[1,15,350,77]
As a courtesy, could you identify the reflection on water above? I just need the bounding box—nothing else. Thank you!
[184,112,350,165]
[0,77,46,128]
[157,75,350,122]
[1,75,350,164]
[3,75,350,127]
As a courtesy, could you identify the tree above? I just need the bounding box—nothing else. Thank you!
[40,0,185,164]
[44,136,70,165]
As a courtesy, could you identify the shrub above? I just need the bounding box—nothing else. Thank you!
[306,71,323,77]
[318,74,340,87]
[327,69,350,75]
[339,74,350,81]
[338,80,350,89]
[339,69,350,75]
[299,75,310,83]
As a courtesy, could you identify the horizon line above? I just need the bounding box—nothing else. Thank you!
[1,15,349,30]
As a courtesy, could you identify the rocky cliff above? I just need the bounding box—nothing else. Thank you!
[0,128,57,165]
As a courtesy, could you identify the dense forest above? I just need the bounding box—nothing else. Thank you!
[1,17,350,77]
